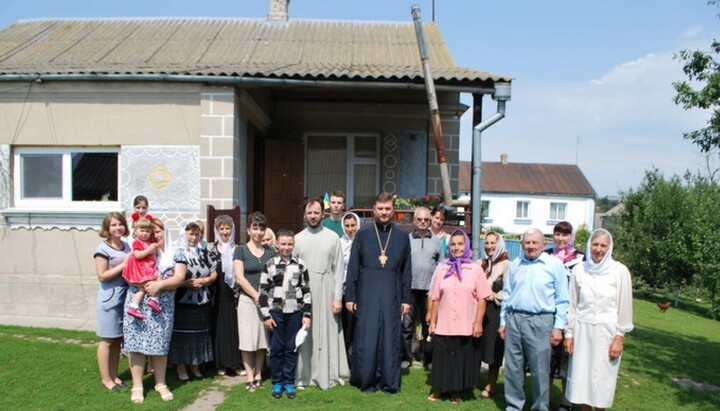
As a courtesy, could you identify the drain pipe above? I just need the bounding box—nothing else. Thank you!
[411,4,453,207]
[471,82,511,259]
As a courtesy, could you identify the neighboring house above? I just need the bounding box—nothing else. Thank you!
[595,202,624,230]
[459,155,596,235]
[0,1,510,327]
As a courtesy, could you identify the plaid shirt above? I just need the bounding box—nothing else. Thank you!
[259,255,312,320]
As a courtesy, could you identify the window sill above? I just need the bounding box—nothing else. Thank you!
[514,219,532,225]
[1,208,119,230]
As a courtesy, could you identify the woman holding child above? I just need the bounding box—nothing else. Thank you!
[124,218,183,403]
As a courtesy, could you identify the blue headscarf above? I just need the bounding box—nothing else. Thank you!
[444,229,473,281]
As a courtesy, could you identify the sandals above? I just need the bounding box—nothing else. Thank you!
[254,379,265,389]
[131,387,144,403]
[427,391,440,402]
[154,384,174,401]
[450,392,462,404]
[557,404,573,411]
[245,381,256,392]
[480,387,495,399]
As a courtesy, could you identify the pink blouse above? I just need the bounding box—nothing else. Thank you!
[430,262,492,336]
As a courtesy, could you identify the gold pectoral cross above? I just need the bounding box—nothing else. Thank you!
[378,251,388,267]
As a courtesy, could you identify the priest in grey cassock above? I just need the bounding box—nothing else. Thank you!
[294,197,350,390]
[345,192,412,393]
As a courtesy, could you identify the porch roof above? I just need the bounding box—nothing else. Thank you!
[0,18,510,87]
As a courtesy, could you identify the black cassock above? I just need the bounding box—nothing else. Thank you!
[345,221,412,392]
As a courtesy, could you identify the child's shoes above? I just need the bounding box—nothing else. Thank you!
[147,299,162,313]
[284,384,296,399]
[271,384,283,399]
[128,307,144,320]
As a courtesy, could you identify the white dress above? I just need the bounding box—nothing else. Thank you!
[565,260,633,408]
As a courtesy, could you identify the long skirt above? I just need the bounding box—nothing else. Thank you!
[479,302,504,366]
[212,281,241,369]
[237,294,268,351]
[430,335,481,393]
[169,303,213,365]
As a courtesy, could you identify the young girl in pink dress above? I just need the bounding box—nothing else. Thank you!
[123,215,161,320]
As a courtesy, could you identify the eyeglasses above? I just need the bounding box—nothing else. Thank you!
[415,218,430,222]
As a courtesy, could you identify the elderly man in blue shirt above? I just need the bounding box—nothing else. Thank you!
[499,228,569,411]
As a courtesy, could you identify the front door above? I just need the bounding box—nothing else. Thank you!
[263,138,304,233]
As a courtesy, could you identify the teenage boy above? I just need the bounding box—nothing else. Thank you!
[259,229,312,399]
[321,190,346,237]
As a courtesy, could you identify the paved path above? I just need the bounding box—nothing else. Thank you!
[181,373,249,411]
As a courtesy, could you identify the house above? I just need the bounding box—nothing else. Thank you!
[0,0,510,328]
[459,155,596,236]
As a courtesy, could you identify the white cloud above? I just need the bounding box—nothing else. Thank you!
[460,49,712,196]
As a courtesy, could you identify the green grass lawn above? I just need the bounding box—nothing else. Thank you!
[1,297,719,410]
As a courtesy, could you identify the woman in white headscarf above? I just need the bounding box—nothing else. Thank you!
[564,229,634,410]
[208,215,242,376]
[477,231,510,399]
[168,221,218,382]
[125,218,183,403]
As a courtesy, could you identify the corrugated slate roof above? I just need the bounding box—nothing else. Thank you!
[459,161,596,197]
[0,18,509,85]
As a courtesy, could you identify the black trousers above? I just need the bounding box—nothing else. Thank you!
[401,289,429,363]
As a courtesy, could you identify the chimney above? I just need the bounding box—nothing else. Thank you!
[268,0,290,21]
[500,153,508,165]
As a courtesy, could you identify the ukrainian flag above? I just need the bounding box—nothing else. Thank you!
[323,192,330,210]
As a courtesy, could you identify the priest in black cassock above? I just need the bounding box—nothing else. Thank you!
[345,192,412,393]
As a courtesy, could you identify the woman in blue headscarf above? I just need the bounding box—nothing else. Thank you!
[427,229,492,403]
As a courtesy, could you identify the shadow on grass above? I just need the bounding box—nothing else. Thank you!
[624,325,720,409]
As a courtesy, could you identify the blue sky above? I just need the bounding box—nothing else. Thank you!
[3,0,719,196]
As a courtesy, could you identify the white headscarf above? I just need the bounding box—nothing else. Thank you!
[214,221,237,289]
[157,224,175,274]
[484,232,506,272]
[584,228,615,276]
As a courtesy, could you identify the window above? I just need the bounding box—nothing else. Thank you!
[14,148,119,209]
[305,134,380,208]
[516,200,529,219]
[549,202,567,220]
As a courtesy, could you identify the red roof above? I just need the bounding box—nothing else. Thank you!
[459,161,596,197]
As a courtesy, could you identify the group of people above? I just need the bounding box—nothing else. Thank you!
[93,192,633,410]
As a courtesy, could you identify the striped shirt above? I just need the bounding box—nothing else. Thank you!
[259,255,312,320]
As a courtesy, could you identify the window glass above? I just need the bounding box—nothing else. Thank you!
[550,202,567,220]
[354,136,377,158]
[353,164,377,208]
[22,154,62,198]
[516,201,529,218]
[72,153,118,201]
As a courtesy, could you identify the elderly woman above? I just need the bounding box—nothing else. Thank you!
[124,218,183,403]
[427,229,492,403]
[169,221,218,381]
[93,212,130,392]
[208,215,242,376]
[478,231,511,399]
[234,212,276,392]
[564,229,633,410]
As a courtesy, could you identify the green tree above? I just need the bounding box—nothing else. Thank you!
[672,1,720,152]
[686,176,720,318]
[614,170,693,292]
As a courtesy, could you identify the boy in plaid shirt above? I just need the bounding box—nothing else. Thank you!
[259,228,312,399]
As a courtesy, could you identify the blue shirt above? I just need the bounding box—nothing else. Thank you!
[500,252,569,329]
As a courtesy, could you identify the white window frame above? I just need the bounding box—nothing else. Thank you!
[304,132,380,207]
[516,200,530,219]
[549,202,567,220]
[12,147,120,211]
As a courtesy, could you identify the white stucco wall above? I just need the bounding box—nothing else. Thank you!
[0,81,244,329]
